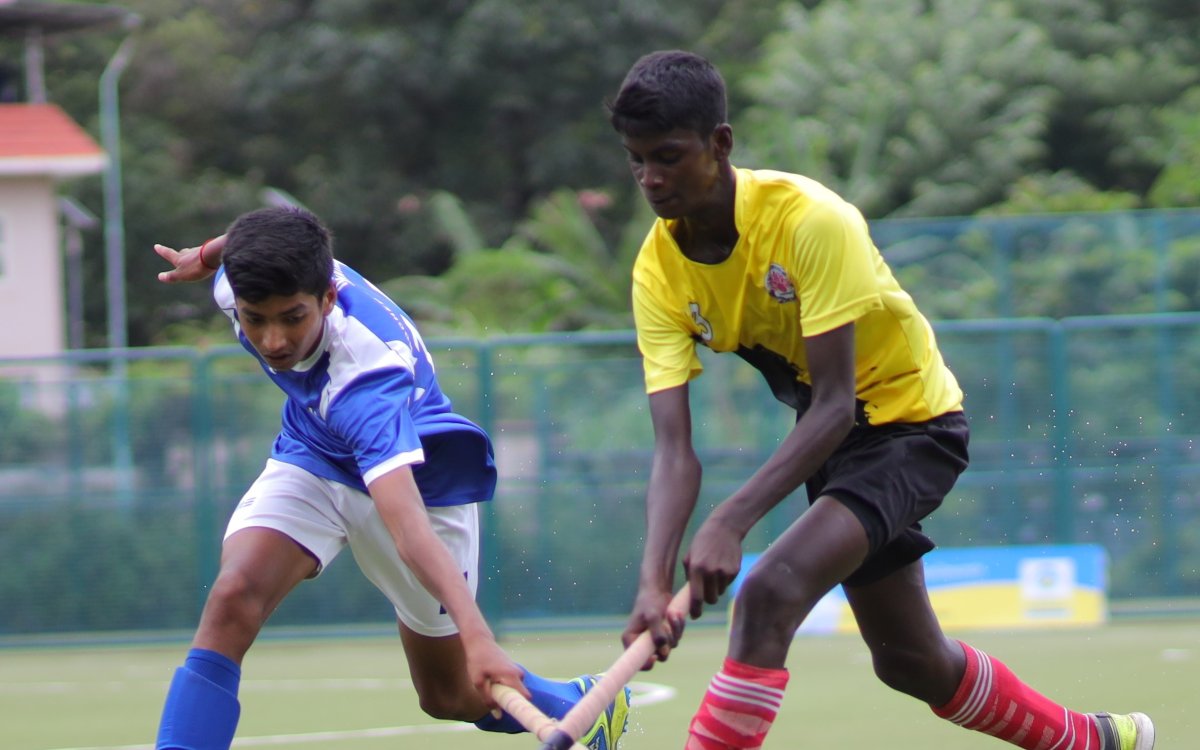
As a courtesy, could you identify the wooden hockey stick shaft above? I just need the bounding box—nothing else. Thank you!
[538,585,692,750]
[490,683,589,750]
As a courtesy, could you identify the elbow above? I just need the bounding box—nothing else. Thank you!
[835,403,856,435]
[654,443,702,484]
[820,399,856,442]
[810,377,857,438]
[667,451,702,480]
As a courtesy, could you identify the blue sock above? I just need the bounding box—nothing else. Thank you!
[474,667,581,734]
[155,648,242,750]
[184,648,241,694]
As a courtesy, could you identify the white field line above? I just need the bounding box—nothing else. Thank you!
[1,677,415,695]
[41,681,676,750]
[45,723,475,750]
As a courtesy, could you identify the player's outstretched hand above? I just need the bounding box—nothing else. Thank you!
[622,585,685,671]
[154,236,222,284]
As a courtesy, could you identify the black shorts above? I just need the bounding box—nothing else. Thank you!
[805,411,970,587]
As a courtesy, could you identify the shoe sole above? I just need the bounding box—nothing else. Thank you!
[1130,712,1155,750]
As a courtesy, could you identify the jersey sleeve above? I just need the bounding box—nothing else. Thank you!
[791,201,884,336]
[325,366,425,486]
[213,270,237,324]
[632,273,702,393]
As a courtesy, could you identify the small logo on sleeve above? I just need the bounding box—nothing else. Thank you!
[765,263,796,303]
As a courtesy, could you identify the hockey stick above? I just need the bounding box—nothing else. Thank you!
[538,585,692,750]
[490,684,589,750]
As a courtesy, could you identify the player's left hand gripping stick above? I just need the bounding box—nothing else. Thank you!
[490,684,589,750]
[539,585,692,750]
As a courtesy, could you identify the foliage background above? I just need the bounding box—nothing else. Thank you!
[2,1,1200,645]
[3,0,1199,345]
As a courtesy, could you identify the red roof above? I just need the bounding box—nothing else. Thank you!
[0,103,106,176]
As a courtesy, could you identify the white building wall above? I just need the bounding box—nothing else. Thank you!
[0,176,64,358]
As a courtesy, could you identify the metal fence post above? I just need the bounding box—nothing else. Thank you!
[192,351,218,615]
[473,340,505,625]
[1153,317,1182,594]
[1049,321,1073,543]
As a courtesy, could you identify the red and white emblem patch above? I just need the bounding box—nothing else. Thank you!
[764,263,796,302]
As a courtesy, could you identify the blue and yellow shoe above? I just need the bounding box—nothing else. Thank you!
[1090,712,1155,750]
[570,674,632,750]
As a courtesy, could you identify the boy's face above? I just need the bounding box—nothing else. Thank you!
[234,286,336,371]
[621,126,728,219]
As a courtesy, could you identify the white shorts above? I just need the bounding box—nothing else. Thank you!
[225,458,480,637]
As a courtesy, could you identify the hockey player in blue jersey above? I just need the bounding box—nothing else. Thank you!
[151,206,630,750]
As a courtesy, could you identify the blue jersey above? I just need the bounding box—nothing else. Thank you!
[214,261,496,506]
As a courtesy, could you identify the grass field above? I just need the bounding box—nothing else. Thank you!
[3,619,1196,750]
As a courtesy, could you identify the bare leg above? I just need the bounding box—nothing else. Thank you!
[156,527,318,749]
[687,497,870,750]
[845,560,1153,749]
[842,559,964,706]
[192,527,318,662]
[399,623,491,721]
[400,622,595,734]
[729,496,870,668]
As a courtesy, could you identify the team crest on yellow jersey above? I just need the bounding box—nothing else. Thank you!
[689,302,714,342]
[765,263,796,303]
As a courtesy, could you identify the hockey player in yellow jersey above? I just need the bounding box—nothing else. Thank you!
[609,49,1154,750]
[631,165,961,426]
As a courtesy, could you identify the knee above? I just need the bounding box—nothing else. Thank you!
[203,568,272,631]
[736,565,824,634]
[416,687,479,722]
[871,646,926,695]
[870,640,960,702]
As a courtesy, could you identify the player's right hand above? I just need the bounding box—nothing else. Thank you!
[622,586,685,671]
[682,515,743,618]
[154,238,220,284]
[465,636,528,709]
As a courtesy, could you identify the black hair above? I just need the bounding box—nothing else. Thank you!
[607,50,728,138]
[222,206,333,303]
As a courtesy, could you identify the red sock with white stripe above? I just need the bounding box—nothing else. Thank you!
[686,657,789,750]
[932,641,1100,749]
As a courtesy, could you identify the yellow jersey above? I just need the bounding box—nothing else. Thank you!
[631,167,962,425]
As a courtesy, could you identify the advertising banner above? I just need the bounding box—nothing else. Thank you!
[730,544,1108,635]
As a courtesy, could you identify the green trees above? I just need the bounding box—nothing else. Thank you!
[737,0,1199,218]
[15,0,1200,344]
[380,189,652,334]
